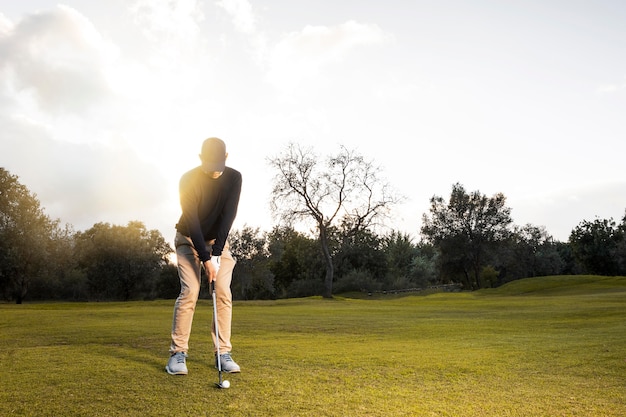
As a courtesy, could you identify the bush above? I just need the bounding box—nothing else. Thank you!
[334,269,382,294]
[286,279,323,298]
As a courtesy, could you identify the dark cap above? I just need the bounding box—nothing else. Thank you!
[200,137,226,172]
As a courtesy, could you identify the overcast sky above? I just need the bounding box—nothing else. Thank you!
[1,0,625,247]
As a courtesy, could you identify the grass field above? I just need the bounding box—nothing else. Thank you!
[1,275,625,416]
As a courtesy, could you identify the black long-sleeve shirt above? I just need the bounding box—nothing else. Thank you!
[175,166,242,261]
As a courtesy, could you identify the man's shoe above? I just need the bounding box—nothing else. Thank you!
[216,352,240,373]
[166,352,188,375]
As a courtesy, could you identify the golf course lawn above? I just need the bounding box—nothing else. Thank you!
[1,275,624,416]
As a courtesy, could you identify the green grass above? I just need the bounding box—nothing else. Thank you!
[1,275,625,416]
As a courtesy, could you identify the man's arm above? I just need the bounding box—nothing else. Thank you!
[212,171,242,257]
[179,173,212,262]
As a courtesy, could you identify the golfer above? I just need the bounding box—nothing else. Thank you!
[166,137,242,375]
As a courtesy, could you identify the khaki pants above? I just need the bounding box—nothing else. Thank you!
[170,232,236,354]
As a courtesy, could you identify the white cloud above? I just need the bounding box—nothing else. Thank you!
[266,20,392,92]
[2,0,625,247]
[0,4,182,236]
[129,0,204,43]
[0,5,118,115]
[0,12,13,35]
[213,0,268,68]
[216,0,256,34]
[0,112,169,232]
[127,0,207,73]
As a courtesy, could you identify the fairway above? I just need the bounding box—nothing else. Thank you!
[1,276,625,416]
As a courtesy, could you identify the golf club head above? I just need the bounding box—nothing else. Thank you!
[216,380,230,389]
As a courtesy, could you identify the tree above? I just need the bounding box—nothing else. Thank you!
[334,222,385,283]
[74,221,172,300]
[266,225,324,297]
[497,224,564,283]
[382,231,416,284]
[382,232,437,289]
[229,226,275,300]
[569,216,625,275]
[28,223,85,301]
[421,183,513,289]
[268,143,401,298]
[155,263,180,300]
[617,212,626,275]
[0,168,64,303]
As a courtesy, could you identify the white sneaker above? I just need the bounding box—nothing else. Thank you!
[216,352,240,373]
[166,352,188,375]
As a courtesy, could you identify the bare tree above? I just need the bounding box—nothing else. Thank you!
[268,142,401,298]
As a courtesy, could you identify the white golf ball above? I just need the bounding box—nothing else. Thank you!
[221,380,230,389]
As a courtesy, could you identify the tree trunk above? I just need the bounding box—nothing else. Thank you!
[461,269,472,291]
[15,274,27,304]
[319,225,334,298]
[474,264,483,290]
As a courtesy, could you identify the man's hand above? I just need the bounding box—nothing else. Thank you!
[204,256,221,283]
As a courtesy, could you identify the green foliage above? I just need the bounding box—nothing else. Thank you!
[0,168,67,303]
[285,278,324,298]
[334,227,385,282]
[1,168,176,302]
[421,183,514,290]
[382,231,437,287]
[3,166,626,302]
[1,276,624,416]
[569,215,626,275]
[266,226,324,297]
[495,224,565,284]
[479,265,499,288]
[334,268,381,293]
[74,221,173,301]
[155,264,180,300]
[229,226,275,300]
[381,231,416,279]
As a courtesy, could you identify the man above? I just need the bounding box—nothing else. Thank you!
[166,137,242,376]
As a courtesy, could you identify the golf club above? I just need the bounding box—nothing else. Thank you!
[211,280,230,389]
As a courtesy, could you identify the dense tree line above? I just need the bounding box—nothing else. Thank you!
[1,168,176,303]
[2,164,625,303]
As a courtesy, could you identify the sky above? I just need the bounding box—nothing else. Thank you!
[1,0,625,248]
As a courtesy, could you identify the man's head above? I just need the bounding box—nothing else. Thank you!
[200,137,228,176]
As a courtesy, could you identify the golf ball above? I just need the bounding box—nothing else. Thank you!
[222,380,230,389]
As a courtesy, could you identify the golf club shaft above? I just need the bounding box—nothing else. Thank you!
[211,281,222,382]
